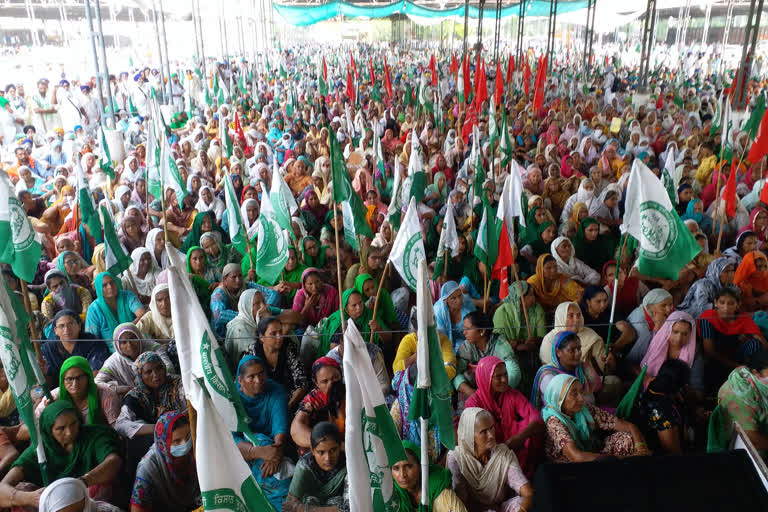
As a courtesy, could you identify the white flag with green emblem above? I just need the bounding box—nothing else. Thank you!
[622,159,701,280]
[166,248,277,512]
[160,131,187,204]
[223,171,247,255]
[269,158,298,233]
[488,94,498,149]
[343,320,407,512]
[388,197,425,292]
[387,157,403,230]
[0,174,42,282]
[145,101,162,199]
[0,281,49,483]
[499,112,513,169]
[373,125,386,177]
[457,61,465,105]
[256,192,289,284]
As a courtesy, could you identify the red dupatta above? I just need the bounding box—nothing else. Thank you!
[698,309,762,337]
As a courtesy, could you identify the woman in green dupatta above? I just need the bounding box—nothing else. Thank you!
[433,234,482,290]
[249,247,306,303]
[355,273,402,330]
[300,236,327,269]
[180,210,229,253]
[186,246,215,317]
[199,231,242,275]
[1,400,121,505]
[572,217,617,273]
[392,440,466,512]
[285,421,347,510]
[315,289,390,358]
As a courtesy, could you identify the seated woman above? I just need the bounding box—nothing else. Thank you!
[122,248,159,306]
[130,411,202,512]
[234,355,293,511]
[291,357,344,454]
[42,310,111,388]
[532,331,601,409]
[36,356,120,427]
[85,272,147,352]
[712,350,768,451]
[393,307,457,382]
[678,257,737,320]
[447,407,533,512]
[526,254,583,313]
[316,289,390,359]
[249,247,305,306]
[285,422,348,512]
[699,286,768,390]
[632,359,693,455]
[210,263,281,340]
[292,268,339,327]
[0,400,122,507]
[39,477,121,511]
[434,280,476,352]
[550,236,600,287]
[226,289,275,367]
[455,311,522,397]
[96,323,166,397]
[248,316,309,410]
[519,220,556,266]
[734,251,768,312]
[115,352,186,450]
[392,440,467,512]
[186,246,218,315]
[200,231,242,276]
[55,250,94,292]
[580,285,635,353]
[572,217,616,275]
[723,230,759,265]
[135,283,175,346]
[465,356,544,478]
[625,289,674,365]
[40,269,92,326]
[543,374,647,462]
[356,272,405,330]
[638,311,704,391]
[601,260,649,317]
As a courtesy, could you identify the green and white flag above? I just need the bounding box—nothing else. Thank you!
[0,281,49,484]
[488,94,499,150]
[373,126,386,178]
[622,159,701,280]
[269,159,299,233]
[99,204,132,277]
[387,158,403,231]
[436,200,459,260]
[388,197,426,292]
[417,72,433,113]
[343,320,407,512]
[286,85,296,118]
[98,126,115,179]
[219,115,233,159]
[146,95,165,200]
[0,174,42,282]
[474,200,501,269]
[166,249,277,512]
[256,192,289,284]
[499,112,513,169]
[457,60,465,105]
[471,125,485,202]
[160,132,187,204]
[406,129,426,204]
[75,156,103,243]
[330,128,373,251]
[409,259,456,457]
[224,171,248,256]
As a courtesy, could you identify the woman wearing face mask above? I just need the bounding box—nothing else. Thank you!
[284,422,348,512]
[233,355,293,510]
[96,323,166,397]
[542,374,648,463]
[709,350,768,452]
[447,408,532,512]
[41,269,92,326]
[130,411,201,512]
[699,286,768,391]
[291,357,345,454]
[41,185,75,234]
[0,401,122,508]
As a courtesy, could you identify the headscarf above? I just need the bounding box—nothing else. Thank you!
[39,478,94,512]
[234,288,260,332]
[128,247,159,298]
[572,217,615,271]
[45,269,82,313]
[181,210,228,253]
[90,272,136,343]
[392,441,452,512]
[11,400,120,485]
[541,374,595,450]
[734,251,768,292]
[433,281,476,348]
[532,328,590,409]
[678,257,736,318]
[240,198,260,240]
[316,289,383,358]
[150,410,197,485]
[235,355,289,436]
[355,272,398,330]
[640,311,697,378]
[300,235,327,268]
[103,323,155,387]
[741,207,768,242]
[450,407,520,506]
[145,228,167,268]
[588,185,621,220]
[148,283,173,340]
[124,352,185,423]
[58,356,105,425]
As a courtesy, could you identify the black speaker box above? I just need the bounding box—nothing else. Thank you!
[531,451,768,512]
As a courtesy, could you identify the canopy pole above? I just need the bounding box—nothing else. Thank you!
[734,0,764,111]
[84,0,106,119]
[583,0,596,75]
[462,0,469,57]
[637,0,657,93]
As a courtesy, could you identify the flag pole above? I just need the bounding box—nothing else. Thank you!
[603,233,629,384]
[369,261,390,344]
[511,265,531,338]
[333,205,346,332]
[715,208,727,254]
[483,271,489,313]
[18,280,43,362]
[420,416,429,508]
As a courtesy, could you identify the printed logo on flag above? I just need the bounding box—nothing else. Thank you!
[9,199,34,251]
[200,331,231,399]
[639,201,677,260]
[402,232,426,289]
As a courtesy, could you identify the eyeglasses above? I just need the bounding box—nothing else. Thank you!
[64,374,88,385]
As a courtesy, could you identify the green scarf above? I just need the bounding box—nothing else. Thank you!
[58,356,104,425]
[708,367,768,453]
[11,400,120,485]
[300,235,327,268]
[392,440,452,512]
[181,210,228,253]
[571,217,616,271]
[186,246,213,315]
[316,289,387,358]
[355,272,398,330]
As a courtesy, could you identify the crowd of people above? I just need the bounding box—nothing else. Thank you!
[1,39,768,511]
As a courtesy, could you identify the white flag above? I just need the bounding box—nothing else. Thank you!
[497,164,527,242]
[436,200,459,259]
[269,157,298,232]
[343,321,406,512]
[388,197,425,292]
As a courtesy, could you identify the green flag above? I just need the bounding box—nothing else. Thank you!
[471,125,485,203]
[388,197,425,292]
[499,112,513,169]
[330,129,373,250]
[269,159,298,232]
[371,80,381,102]
[0,175,42,282]
[255,193,289,284]
[100,204,132,277]
[623,160,701,280]
[76,157,103,244]
[224,170,248,256]
[213,71,220,97]
[98,126,115,179]
[473,201,501,270]
[743,94,766,141]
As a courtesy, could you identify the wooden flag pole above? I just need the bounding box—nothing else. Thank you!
[442,252,448,278]
[715,207,727,254]
[369,261,390,344]
[483,270,489,313]
[333,206,346,333]
[602,233,630,384]
[18,280,43,361]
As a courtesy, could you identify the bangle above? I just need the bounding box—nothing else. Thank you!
[80,474,89,487]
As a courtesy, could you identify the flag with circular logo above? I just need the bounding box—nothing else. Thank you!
[0,175,42,283]
[388,197,425,292]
